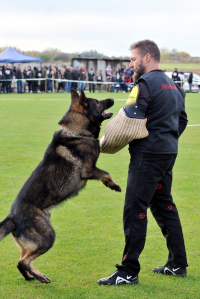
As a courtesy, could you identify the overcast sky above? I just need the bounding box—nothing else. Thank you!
[1,0,199,57]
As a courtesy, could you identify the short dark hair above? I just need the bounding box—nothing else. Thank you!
[129,39,160,62]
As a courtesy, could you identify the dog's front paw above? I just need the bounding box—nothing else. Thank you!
[113,184,121,192]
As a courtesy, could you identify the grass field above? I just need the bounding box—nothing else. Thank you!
[159,63,200,70]
[0,92,200,299]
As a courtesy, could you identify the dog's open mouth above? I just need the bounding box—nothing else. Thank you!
[102,111,113,119]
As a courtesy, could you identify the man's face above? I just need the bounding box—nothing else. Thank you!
[130,48,146,82]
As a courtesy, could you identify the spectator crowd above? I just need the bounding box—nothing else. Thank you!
[1,64,191,94]
[0,63,134,94]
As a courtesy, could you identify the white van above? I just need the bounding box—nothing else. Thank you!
[165,72,199,92]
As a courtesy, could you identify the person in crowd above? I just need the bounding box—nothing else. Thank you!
[125,74,132,91]
[115,68,121,80]
[71,66,80,91]
[110,73,118,92]
[117,73,127,93]
[41,65,47,93]
[37,66,42,91]
[4,64,13,93]
[13,66,17,77]
[34,66,39,92]
[106,66,112,92]
[124,66,132,77]
[106,65,112,77]
[47,65,52,92]
[27,66,35,93]
[178,69,184,88]
[57,67,65,92]
[53,64,60,91]
[0,66,6,93]
[64,66,72,92]
[23,67,27,79]
[120,65,126,74]
[88,68,95,92]
[96,70,103,92]
[188,71,193,93]
[172,68,179,82]
[79,65,86,92]
[15,66,23,93]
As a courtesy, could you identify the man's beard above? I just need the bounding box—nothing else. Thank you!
[133,63,146,82]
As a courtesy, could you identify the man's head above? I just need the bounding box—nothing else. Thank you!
[7,64,10,69]
[28,66,31,70]
[129,39,160,81]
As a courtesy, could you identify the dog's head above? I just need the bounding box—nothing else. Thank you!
[59,89,114,138]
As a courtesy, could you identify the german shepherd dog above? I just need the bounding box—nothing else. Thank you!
[0,89,121,283]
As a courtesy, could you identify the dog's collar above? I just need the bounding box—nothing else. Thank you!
[60,126,96,141]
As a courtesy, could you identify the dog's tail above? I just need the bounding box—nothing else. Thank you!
[0,216,15,241]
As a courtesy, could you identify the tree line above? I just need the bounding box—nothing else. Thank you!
[0,47,199,63]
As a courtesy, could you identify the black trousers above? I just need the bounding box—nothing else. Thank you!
[6,81,12,93]
[71,82,77,91]
[28,81,35,93]
[89,82,95,92]
[41,80,45,92]
[119,151,188,276]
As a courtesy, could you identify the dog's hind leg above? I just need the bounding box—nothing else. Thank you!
[16,217,56,283]
[12,235,35,281]
[17,249,52,283]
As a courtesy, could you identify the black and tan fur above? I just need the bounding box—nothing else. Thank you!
[0,90,121,283]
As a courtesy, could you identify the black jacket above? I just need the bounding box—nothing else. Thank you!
[64,69,72,80]
[129,70,188,154]
[88,71,95,81]
[15,70,22,79]
[172,70,179,81]
[188,73,193,84]
[71,70,80,81]
[4,68,13,79]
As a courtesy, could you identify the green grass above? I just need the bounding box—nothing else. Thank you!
[159,63,200,70]
[0,92,200,299]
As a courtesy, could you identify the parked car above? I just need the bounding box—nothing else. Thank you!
[165,72,199,92]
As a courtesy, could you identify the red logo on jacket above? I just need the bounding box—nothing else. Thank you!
[162,83,178,90]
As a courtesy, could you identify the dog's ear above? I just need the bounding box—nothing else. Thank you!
[78,89,88,107]
[71,89,79,104]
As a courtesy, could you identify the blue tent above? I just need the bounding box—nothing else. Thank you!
[0,47,42,63]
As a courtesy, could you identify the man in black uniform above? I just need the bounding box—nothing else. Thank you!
[172,67,179,82]
[98,39,188,285]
